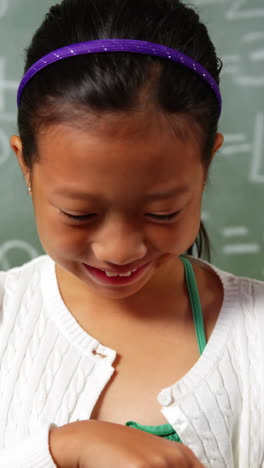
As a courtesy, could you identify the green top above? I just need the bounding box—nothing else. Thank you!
[125,256,207,442]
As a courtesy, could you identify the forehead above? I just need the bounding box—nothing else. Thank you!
[34,111,203,193]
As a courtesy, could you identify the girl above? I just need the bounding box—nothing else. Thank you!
[1,0,264,466]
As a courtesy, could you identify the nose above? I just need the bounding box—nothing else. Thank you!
[91,215,147,266]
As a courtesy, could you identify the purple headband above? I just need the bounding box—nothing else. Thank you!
[17,39,222,117]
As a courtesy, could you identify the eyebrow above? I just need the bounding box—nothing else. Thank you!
[52,186,189,200]
[52,189,98,200]
[144,186,189,200]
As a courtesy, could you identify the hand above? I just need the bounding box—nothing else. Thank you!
[49,419,205,468]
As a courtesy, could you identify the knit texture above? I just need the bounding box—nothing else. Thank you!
[0,256,263,467]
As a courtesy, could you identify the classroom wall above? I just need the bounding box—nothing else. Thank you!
[0,0,264,278]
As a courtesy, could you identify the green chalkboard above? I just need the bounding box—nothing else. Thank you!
[0,0,264,278]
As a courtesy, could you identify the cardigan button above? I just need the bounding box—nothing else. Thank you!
[158,388,173,406]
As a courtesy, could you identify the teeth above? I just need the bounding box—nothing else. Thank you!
[104,269,137,277]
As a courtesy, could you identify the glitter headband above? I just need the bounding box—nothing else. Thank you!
[17,39,222,117]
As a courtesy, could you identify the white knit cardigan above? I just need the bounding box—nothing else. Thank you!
[0,256,263,468]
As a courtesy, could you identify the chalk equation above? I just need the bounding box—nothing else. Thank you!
[221,225,260,256]
[221,133,251,157]
[220,112,264,184]
[0,56,18,165]
[192,0,228,5]
[250,112,264,183]
[226,0,264,20]
[199,213,263,275]
[0,0,8,19]
[222,31,264,87]
[192,0,264,13]
[0,57,19,113]
[0,240,39,270]
[0,129,10,165]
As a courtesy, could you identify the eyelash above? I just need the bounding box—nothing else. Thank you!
[62,212,96,222]
[147,211,180,221]
[61,211,180,223]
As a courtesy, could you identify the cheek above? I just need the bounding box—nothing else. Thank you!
[50,229,88,258]
[34,206,89,257]
[42,230,89,261]
[31,186,92,259]
[146,212,201,254]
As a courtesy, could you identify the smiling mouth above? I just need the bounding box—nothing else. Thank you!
[82,261,152,285]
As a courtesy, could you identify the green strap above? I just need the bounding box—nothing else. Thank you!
[180,256,207,355]
[125,256,206,441]
[126,421,182,442]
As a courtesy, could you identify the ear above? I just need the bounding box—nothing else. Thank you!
[203,132,224,188]
[210,132,224,161]
[10,135,31,186]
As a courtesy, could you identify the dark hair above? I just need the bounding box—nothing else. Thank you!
[18,0,222,259]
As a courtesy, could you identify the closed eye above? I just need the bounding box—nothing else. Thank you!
[61,211,180,223]
[61,211,96,222]
[146,211,181,221]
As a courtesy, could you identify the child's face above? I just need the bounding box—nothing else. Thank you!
[12,110,223,299]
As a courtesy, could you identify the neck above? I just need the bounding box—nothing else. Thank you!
[55,256,186,320]
[55,256,194,353]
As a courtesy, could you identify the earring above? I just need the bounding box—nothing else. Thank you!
[25,171,32,193]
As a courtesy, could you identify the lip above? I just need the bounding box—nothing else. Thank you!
[82,260,153,286]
